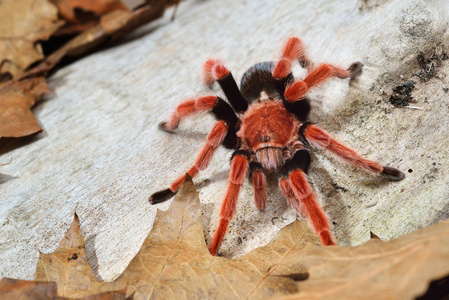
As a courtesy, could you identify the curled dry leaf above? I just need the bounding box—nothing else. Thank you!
[0,0,63,79]
[0,77,50,138]
[21,0,166,79]
[274,220,449,300]
[50,0,128,23]
[49,0,129,36]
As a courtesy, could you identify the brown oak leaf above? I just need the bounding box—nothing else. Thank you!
[0,278,59,300]
[35,177,317,299]
[0,0,63,79]
[0,77,50,138]
[274,221,449,300]
[0,277,127,299]
[35,214,126,298]
[34,177,449,299]
[115,177,317,299]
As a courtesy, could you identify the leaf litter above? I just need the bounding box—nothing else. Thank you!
[0,0,173,140]
[1,178,441,299]
[0,0,63,80]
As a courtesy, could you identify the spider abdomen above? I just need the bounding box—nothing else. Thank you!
[241,61,311,122]
[240,62,294,102]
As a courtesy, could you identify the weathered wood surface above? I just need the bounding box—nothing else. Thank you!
[1,0,448,281]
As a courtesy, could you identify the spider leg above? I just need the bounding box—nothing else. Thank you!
[284,62,361,103]
[279,148,310,215]
[273,37,312,79]
[159,95,238,133]
[278,148,335,245]
[301,123,405,181]
[203,58,248,113]
[280,173,335,245]
[279,176,306,215]
[281,62,359,122]
[249,162,267,211]
[209,150,249,255]
[279,148,335,245]
[149,120,229,204]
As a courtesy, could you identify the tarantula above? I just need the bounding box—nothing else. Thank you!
[149,37,405,256]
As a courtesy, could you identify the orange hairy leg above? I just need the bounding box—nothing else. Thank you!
[284,64,347,101]
[289,169,335,246]
[305,124,383,172]
[160,95,218,131]
[303,124,404,180]
[209,152,249,255]
[203,58,230,86]
[149,120,228,204]
[279,177,306,215]
[203,58,219,86]
[250,162,267,211]
[273,37,311,79]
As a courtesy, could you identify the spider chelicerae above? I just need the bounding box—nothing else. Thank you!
[149,37,405,256]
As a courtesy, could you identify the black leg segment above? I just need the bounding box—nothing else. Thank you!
[290,149,311,174]
[274,76,294,97]
[381,166,405,181]
[283,98,311,123]
[149,188,177,204]
[249,161,263,177]
[298,122,312,145]
[211,97,239,127]
[279,149,311,178]
[217,73,248,113]
[231,149,251,161]
[222,125,239,149]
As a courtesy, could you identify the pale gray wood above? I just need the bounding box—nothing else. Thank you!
[1,0,448,281]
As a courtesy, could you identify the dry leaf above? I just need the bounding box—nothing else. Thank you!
[0,277,127,299]
[274,221,449,300]
[33,177,448,299]
[115,177,317,299]
[50,0,127,23]
[21,0,166,79]
[0,278,59,300]
[34,177,318,299]
[0,0,63,79]
[78,289,128,300]
[0,77,50,138]
[50,0,129,36]
[35,214,125,298]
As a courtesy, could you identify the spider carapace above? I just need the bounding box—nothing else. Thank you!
[149,37,405,255]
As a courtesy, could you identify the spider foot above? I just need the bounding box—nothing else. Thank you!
[381,166,405,181]
[149,188,177,204]
[348,62,363,79]
[158,121,176,133]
